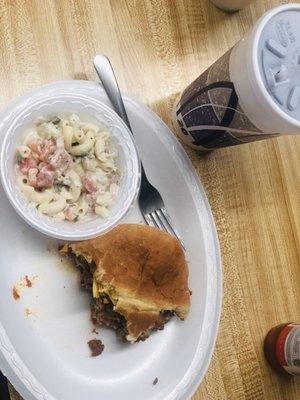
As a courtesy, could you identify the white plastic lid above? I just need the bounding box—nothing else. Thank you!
[258,5,300,121]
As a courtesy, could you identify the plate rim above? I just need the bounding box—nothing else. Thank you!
[125,93,222,400]
[0,80,222,400]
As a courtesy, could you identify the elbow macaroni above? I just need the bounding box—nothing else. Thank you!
[76,196,89,219]
[62,125,73,150]
[96,192,114,207]
[38,195,67,216]
[95,205,109,218]
[83,123,99,133]
[69,131,95,156]
[82,157,98,171]
[66,170,82,203]
[17,174,55,203]
[73,130,86,144]
[37,122,59,139]
[69,113,80,127]
[17,145,31,158]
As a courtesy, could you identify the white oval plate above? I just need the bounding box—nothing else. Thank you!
[0,81,222,400]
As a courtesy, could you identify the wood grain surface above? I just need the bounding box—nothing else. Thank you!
[0,0,299,399]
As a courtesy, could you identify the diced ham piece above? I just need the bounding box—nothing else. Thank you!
[41,163,55,172]
[39,138,56,162]
[29,142,42,160]
[24,163,54,189]
[19,158,37,174]
[49,136,73,172]
[36,165,55,188]
[82,175,97,193]
[29,139,56,163]
[64,206,75,222]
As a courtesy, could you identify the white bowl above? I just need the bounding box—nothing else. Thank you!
[0,81,141,241]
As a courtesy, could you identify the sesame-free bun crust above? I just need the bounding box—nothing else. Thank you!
[66,224,190,341]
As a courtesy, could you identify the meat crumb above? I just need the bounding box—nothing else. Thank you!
[91,327,99,334]
[13,286,20,300]
[189,290,192,296]
[12,275,37,300]
[25,275,32,288]
[88,339,104,357]
[153,377,158,385]
[18,275,37,288]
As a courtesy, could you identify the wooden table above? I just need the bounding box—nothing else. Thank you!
[1,0,299,399]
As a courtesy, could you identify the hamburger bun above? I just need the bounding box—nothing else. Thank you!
[61,224,190,342]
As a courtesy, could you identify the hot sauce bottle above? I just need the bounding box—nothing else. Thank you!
[264,323,300,376]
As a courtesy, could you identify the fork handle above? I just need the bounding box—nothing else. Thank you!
[93,55,132,132]
[94,54,149,181]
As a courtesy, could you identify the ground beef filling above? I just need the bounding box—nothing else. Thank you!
[68,252,95,291]
[69,251,175,341]
[68,251,128,338]
[87,339,104,357]
[91,298,174,341]
[91,296,128,340]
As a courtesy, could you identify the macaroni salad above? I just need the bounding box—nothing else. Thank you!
[15,114,120,222]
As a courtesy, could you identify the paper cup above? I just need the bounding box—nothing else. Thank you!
[174,4,300,150]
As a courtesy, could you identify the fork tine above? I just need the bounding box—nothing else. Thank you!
[144,209,186,250]
[159,208,186,250]
[148,212,160,229]
[154,209,171,234]
[150,211,164,230]
[156,208,177,236]
[144,213,155,227]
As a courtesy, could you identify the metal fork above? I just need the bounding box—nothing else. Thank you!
[93,55,184,248]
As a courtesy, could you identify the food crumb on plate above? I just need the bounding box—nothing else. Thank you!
[19,275,37,288]
[88,339,104,357]
[91,327,99,334]
[25,308,38,318]
[153,377,158,385]
[25,275,32,288]
[12,286,20,300]
[12,275,38,299]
